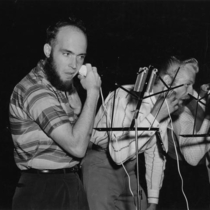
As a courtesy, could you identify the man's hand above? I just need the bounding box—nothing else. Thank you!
[200,83,210,98]
[78,63,101,92]
[151,90,180,122]
[205,95,210,120]
[147,203,157,210]
[200,83,210,119]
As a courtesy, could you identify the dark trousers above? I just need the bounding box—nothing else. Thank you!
[12,171,89,210]
[159,155,210,210]
[81,149,147,210]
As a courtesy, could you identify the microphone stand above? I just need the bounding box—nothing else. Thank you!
[135,118,141,210]
[130,90,146,128]
[94,66,182,210]
[130,67,152,210]
[130,90,147,210]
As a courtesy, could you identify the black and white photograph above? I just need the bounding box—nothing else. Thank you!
[0,0,210,210]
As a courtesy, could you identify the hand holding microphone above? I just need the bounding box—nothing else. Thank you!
[200,83,210,98]
[151,91,180,122]
[79,65,87,77]
[200,83,210,119]
[78,64,106,110]
[78,64,101,92]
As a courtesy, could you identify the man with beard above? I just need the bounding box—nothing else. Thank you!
[9,17,101,210]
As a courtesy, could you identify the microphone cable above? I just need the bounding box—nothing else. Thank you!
[165,99,190,210]
[102,89,138,210]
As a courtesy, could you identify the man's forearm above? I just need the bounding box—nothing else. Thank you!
[73,89,100,148]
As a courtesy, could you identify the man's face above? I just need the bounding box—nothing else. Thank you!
[45,26,87,91]
[172,64,196,103]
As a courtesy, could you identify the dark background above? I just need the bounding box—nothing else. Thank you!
[1,0,210,209]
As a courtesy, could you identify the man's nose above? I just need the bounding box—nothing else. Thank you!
[187,85,193,96]
[188,86,193,93]
[69,55,77,69]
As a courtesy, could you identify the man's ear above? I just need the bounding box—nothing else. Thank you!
[43,43,51,58]
[163,74,172,86]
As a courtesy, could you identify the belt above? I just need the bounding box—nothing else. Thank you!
[92,144,108,152]
[22,165,80,174]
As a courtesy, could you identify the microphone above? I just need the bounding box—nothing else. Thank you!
[200,83,210,99]
[130,67,149,128]
[205,86,210,94]
[201,83,210,91]
[146,68,158,94]
[134,67,149,92]
[79,65,87,76]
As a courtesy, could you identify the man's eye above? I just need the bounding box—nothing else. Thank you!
[77,55,85,61]
[63,52,69,56]
[79,55,85,60]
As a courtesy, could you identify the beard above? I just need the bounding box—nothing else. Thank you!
[44,54,76,93]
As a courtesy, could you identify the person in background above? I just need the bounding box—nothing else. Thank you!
[81,56,198,210]
[159,56,210,210]
[9,17,101,210]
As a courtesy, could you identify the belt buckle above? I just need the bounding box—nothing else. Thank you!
[71,165,78,172]
[41,169,50,173]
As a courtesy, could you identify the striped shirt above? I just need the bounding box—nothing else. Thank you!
[91,84,170,204]
[9,60,82,170]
